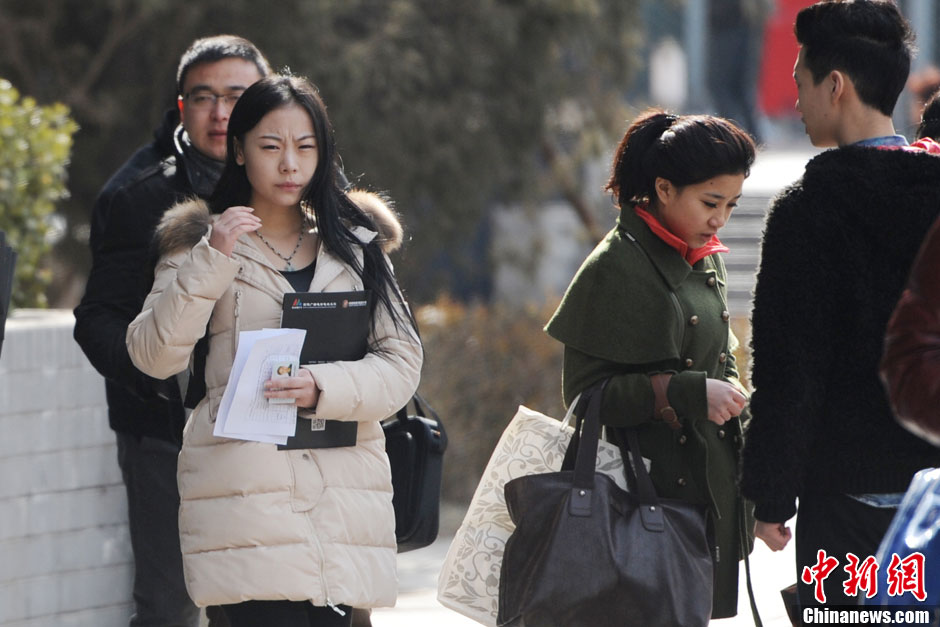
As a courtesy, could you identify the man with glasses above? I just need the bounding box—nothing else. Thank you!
[74,36,270,627]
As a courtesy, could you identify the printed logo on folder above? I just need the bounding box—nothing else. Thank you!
[290,295,369,310]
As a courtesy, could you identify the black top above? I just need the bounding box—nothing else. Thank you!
[281,260,317,292]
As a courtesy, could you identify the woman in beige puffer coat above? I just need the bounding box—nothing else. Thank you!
[126,75,421,627]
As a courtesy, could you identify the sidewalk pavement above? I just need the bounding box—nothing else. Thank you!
[372,518,799,627]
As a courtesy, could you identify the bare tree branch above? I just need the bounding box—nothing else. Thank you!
[67,1,152,111]
[541,136,605,244]
[0,8,40,96]
[38,0,69,99]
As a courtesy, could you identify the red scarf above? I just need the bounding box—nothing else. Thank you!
[904,138,940,154]
[870,137,940,154]
[634,205,729,266]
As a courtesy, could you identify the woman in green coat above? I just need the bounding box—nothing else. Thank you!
[545,109,756,620]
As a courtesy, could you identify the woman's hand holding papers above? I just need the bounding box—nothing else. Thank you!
[264,367,320,409]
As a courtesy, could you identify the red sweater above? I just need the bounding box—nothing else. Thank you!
[881,214,940,445]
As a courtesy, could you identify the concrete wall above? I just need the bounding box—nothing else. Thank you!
[0,310,133,627]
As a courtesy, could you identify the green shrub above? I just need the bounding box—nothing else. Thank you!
[0,78,79,308]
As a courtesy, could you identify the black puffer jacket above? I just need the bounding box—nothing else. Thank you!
[741,145,940,523]
[74,109,212,442]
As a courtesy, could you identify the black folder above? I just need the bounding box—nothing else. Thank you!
[277,290,373,450]
[0,231,16,359]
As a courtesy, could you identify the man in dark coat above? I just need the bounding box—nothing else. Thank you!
[73,35,270,626]
[740,0,940,610]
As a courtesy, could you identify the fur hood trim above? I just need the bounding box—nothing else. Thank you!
[155,198,213,258]
[348,190,403,254]
[155,190,404,257]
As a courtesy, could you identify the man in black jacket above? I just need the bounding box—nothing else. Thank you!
[73,35,270,626]
[740,0,940,611]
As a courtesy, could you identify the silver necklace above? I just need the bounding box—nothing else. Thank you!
[255,227,305,271]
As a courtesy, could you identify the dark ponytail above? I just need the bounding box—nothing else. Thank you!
[917,88,940,141]
[606,108,756,209]
[606,111,678,209]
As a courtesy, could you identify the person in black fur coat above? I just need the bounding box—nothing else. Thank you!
[740,0,940,610]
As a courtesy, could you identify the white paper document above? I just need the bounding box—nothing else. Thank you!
[214,328,306,444]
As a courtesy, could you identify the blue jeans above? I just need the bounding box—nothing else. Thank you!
[116,432,199,627]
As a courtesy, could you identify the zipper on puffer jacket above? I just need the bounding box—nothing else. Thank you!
[232,290,242,355]
[306,512,346,616]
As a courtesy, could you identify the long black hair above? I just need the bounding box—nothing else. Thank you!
[209,74,416,336]
[606,109,756,210]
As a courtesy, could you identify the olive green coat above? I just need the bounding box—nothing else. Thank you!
[545,207,752,619]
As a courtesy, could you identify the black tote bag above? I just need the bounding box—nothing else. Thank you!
[497,381,713,627]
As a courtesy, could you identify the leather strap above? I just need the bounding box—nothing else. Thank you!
[566,380,609,517]
[623,429,666,531]
[650,373,681,431]
[740,503,764,627]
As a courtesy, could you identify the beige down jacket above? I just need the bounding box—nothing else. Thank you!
[126,192,422,609]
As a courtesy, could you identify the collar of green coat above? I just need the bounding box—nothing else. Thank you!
[616,205,695,289]
[545,206,718,365]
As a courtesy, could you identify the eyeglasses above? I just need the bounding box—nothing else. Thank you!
[181,90,244,110]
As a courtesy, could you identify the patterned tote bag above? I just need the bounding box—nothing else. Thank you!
[437,399,636,625]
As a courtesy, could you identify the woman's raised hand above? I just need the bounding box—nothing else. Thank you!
[705,379,748,425]
[208,206,262,257]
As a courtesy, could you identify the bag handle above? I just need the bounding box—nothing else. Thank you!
[561,379,665,531]
[559,393,581,429]
[565,380,608,517]
[391,392,439,424]
[622,429,665,531]
[387,393,447,447]
[560,383,601,471]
